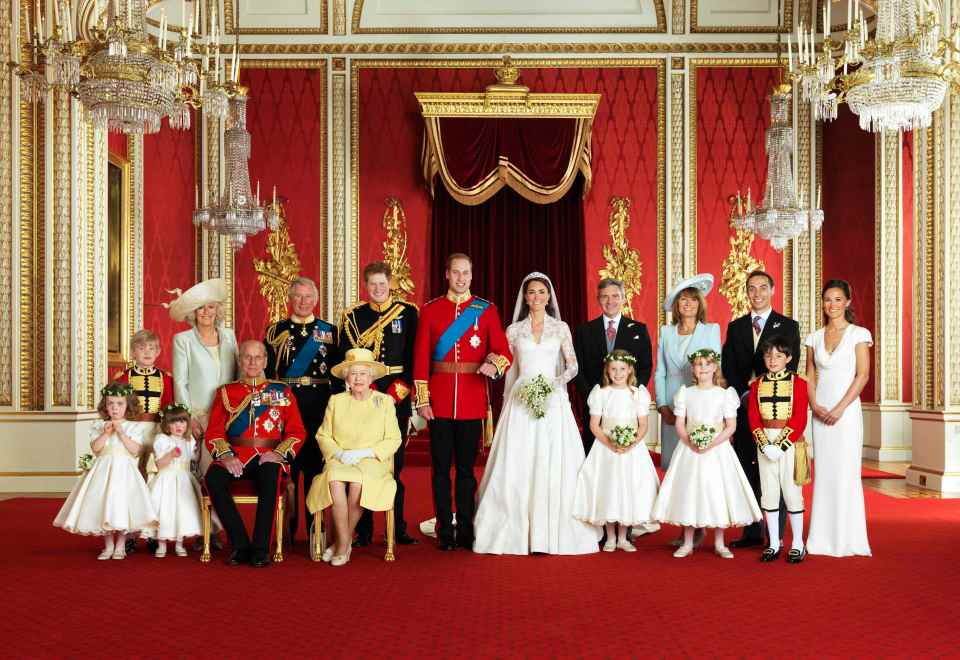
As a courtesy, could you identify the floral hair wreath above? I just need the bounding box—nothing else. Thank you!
[687,348,721,364]
[158,403,191,420]
[101,382,134,398]
[603,352,637,366]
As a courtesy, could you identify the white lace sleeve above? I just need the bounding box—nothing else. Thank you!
[557,322,579,385]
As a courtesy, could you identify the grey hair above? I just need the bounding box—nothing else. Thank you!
[288,276,319,299]
[185,302,225,328]
[237,339,268,358]
[597,278,626,296]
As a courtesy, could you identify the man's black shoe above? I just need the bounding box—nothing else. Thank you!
[250,551,272,568]
[396,531,419,545]
[228,548,251,566]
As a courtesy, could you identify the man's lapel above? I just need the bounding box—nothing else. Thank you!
[753,311,784,359]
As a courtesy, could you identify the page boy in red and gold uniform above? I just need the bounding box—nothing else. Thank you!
[413,253,512,551]
[747,336,809,564]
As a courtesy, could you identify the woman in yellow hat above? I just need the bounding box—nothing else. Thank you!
[306,348,402,566]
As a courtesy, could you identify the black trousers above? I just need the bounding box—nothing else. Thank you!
[206,457,281,553]
[733,405,786,542]
[356,406,411,538]
[289,429,323,538]
[430,418,481,544]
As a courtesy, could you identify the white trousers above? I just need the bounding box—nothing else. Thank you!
[757,428,804,512]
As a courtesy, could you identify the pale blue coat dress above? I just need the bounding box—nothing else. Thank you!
[653,322,721,469]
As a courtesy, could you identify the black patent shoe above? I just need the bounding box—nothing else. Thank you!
[396,531,419,545]
[760,547,782,562]
[786,548,807,564]
[456,538,474,551]
[228,548,251,566]
[250,551,272,568]
[438,538,456,551]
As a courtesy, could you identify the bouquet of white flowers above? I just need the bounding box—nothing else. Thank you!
[609,425,636,448]
[689,425,717,450]
[77,453,94,472]
[516,375,554,419]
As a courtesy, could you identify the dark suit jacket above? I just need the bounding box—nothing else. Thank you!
[721,310,801,398]
[574,315,653,401]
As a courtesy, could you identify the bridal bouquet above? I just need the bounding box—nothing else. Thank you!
[516,375,554,419]
[77,453,94,472]
[689,425,717,450]
[609,425,637,448]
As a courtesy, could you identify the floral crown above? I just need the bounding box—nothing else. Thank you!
[101,382,134,398]
[158,403,190,420]
[603,352,637,366]
[687,348,721,364]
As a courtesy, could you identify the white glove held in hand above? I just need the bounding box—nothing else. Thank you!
[340,448,375,465]
[762,445,784,462]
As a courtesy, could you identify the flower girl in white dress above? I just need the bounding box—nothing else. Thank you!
[53,383,158,559]
[142,404,203,558]
[573,350,660,552]
[651,349,761,558]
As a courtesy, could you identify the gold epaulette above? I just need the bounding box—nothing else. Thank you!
[414,379,430,407]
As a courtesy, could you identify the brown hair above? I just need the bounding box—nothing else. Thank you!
[363,261,392,282]
[446,252,472,269]
[159,408,192,435]
[130,329,160,352]
[746,270,775,289]
[97,382,143,421]
[601,349,639,387]
[821,279,857,325]
[689,355,726,387]
[670,287,707,325]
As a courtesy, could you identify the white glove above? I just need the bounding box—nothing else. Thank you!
[340,448,375,465]
[762,445,784,462]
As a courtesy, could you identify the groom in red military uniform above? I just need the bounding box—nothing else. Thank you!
[414,253,512,551]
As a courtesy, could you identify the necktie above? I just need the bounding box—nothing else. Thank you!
[606,319,616,350]
[752,315,762,335]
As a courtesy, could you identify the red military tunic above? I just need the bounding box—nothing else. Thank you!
[112,365,174,421]
[747,370,809,450]
[413,291,512,420]
[204,377,306,468]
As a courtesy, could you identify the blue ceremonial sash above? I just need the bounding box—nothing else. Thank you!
[225,384,285,437]
[432,299,490,361]
[285,331,324,379]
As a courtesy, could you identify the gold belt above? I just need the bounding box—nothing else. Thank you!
[384,365,404,375]
[281,377,330,386]
[431,361,481,374]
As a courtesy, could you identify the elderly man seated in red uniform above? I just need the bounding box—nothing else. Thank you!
[204,340,306,567]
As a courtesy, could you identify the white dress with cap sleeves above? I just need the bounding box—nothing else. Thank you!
[651,385,761,528]
[142,434,203,541]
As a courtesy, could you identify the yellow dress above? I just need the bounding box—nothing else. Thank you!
[306,391,402,513]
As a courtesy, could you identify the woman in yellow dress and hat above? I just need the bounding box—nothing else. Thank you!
[306,348,402,566]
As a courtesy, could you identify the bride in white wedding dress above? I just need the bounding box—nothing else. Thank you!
[473,273,601,555]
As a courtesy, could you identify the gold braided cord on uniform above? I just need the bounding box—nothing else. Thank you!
[265,323,294,374]
[341,302,405,357]
[274,437,301,459]
[414,380,430,407]
[221,387,255,431]
[211,438,233,458]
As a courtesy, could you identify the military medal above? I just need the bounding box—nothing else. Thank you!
[392,319,402,334]
[300,324,308,337]
[469,334,481,348]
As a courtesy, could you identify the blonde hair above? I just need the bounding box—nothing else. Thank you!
[689,356,726,387]
[670,287,707,324]
[184,302,225,328]
[602,349,638,387]
[130,329,160,352]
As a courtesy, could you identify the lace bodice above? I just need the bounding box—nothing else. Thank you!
[506,315,578,385]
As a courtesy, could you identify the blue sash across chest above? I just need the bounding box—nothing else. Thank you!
[433,299,490,361]
[226,383,287,437]
[285,330,324,379]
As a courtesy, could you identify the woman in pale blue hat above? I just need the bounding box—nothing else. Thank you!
[654,274,721,470]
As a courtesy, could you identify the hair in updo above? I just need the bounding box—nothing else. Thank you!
[821,279,856,324]
[517,276,559,321]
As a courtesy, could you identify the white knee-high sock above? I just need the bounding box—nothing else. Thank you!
[789,512,804,551]
[764,512,780,551]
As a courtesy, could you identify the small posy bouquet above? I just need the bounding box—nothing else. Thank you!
[78,453,94,472]
[517,375,554,419]
[609,425,637,448]
[689,425,717,450]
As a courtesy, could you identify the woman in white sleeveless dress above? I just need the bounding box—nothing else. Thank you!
[805,280,873,557]
[474,273,601,555]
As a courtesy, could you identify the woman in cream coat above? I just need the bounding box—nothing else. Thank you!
[306,348,401,567]
[654,274,721,470]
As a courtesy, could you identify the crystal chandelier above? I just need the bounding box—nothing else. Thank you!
[733,84,824,251]
[11,0,235,134]
[193,87,280,250]
[790,0,959,133]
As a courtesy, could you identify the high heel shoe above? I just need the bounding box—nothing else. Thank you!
[672,544,694,558]
[330,546,352,567]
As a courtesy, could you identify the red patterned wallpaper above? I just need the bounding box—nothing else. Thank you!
[356,64,661,334]
[822,105,876,401]
[108,132,126,158]
[902,132,913,403]
[142,123,197,370]
[695,65,785,337]
[233,66,327,343]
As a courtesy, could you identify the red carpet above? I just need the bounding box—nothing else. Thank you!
[2,467,957,658]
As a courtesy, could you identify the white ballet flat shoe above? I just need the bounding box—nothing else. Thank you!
[617,539,637,552]
[174,545,188,557]
[111,547,126,560]
[714,546,734,559]
[673,545,694,558]
[602,539,617,552]
[154,546,167,558]
[97,548,114,560]
[630,522,661,538]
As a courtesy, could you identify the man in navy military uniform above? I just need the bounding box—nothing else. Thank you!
[339,261,419,546]
[264,276,338,542]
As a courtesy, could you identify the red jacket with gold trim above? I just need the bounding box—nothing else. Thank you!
[113,366,174,420]
[204,378,306,468]
[412,293,512,420]
[747,370,809,450]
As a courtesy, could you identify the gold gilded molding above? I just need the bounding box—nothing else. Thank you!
[948,94,960,407]
[672,0,685,34]
[128,135,144,334]
[656,60,667,329]
[416,92,601,118]
[107,150,132,366]
[52,89,72,407]
[914,126,933,408]
[875,132,902,403]
[720,196,765,319]
[690,0,794,33]
[795,98,813,350]
[254,209,302,325]
[203,113,221,282]
[333,0,346,35]
[599,197,644,319]
[223,0,329,34]
[669,70,685,292]
[351,0,667,34]
[0,0,13,406]
[235,42,781,55]
[333,70,348,323]
[933,105,944,409]
[381,199,415,302]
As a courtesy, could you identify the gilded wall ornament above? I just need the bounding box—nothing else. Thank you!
[719,194,765,319]
[381,198,415,301]
[253,206,302,324]
[599,197,643,319]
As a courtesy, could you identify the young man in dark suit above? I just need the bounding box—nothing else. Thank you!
[721,270,801,549]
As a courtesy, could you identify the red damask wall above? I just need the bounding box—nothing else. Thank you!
[695,66,785,337]
[822,105,876,401]
[142,123,197,370]
[356,65,661,333]
[233,66,327,342]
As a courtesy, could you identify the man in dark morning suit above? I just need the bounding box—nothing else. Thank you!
[339,261,420,547]
[573,277,653,455]
[721,270,801,549]
[263,276,338,543]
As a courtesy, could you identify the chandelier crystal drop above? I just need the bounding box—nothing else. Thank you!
[733,85,824,251]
